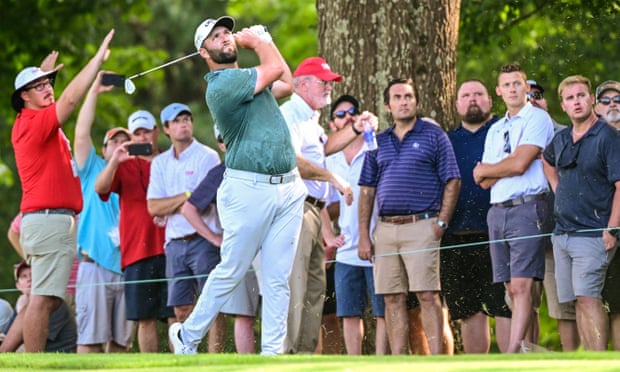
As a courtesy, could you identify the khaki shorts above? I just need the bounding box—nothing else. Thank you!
[373,218,440,294]
[21,213,77,298]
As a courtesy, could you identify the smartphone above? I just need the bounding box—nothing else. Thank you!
[102,73,126,87]
[128,143,153,156]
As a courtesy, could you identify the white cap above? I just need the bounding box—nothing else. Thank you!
[11,66,61,112]
[194,16,235,51]
[127,110,156,134]
[160,103,191,125]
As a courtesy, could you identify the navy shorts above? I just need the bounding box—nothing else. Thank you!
[123,255,174,321]
[440,233,511,320]
[165,235,221,307]
[335,262,384,317]
[488,199,547,283]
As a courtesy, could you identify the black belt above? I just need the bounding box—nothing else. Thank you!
[380,212,438,225]
[171,233,200,242]
[305,196,326,209]
[23,208,76,217]
[492,193,547,208]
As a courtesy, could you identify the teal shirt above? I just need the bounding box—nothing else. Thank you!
[76,147,122,274]
[205,68,296,174]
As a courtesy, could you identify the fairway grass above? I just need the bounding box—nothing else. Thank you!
[2,352,620,371]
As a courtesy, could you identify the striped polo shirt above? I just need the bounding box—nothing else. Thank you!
[359,118,460,216]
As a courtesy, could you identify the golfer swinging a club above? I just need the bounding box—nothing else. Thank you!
[169,16,307,356]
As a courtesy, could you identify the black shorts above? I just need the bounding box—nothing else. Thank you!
[123,255,175,321]
[323,264,337,315]
[440,233,511,320]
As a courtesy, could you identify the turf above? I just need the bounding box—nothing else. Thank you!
[2,352,620,371]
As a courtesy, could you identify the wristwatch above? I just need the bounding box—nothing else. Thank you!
[436,220,448,231]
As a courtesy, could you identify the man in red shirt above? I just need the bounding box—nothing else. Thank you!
[10,30,114,353]
[95,110,172,352]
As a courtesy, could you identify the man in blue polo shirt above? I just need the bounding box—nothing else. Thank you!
[542,75,620,351]
[442,79,511,353]
[358,78,461,355]
[473,63,554,353]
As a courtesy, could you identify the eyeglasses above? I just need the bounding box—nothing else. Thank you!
[24,79,53,92]
[598,95,620,105]
[309,78,333,89]
[557,141,581,169]
[527,91,543,100]
[503,129,511,154]
[333,107,360,119]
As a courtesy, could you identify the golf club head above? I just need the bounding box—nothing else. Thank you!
[124,78,136,95]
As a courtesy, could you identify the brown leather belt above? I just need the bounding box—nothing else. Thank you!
[171,232,200,242]
[492,193,547,208]
[305,196,326,209]
[380,212,438,225]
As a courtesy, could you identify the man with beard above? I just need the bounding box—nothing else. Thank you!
[358,78,461,355]
[441,80,512,353]
[596,80,620,350]
[169,16,307,356]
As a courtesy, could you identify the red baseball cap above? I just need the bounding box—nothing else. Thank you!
[293,57,342,82]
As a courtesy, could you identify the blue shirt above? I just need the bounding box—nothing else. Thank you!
[188,163,226,211]
[77,147,122,274]
[447,116,498,232]
[359,119,461,216]
[542,119,620,236]
[206,68,296,175]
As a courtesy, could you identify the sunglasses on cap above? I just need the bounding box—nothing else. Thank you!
[526,91,543,100]
[333,107,360,119]
[598,95,620,106]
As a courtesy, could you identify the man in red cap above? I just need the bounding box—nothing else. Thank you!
[280,57,377,353]
[10,30,114,353]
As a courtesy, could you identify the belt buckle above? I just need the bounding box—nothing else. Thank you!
[269,175,283,184]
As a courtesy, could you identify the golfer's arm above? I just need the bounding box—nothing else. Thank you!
[253,40,286,95]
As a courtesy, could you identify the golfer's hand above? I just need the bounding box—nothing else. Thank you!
[233,28,262,50]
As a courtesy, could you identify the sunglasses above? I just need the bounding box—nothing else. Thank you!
[557,141,581,169]
[333,107,360,119]
[527,91,543,100]
[598,95,620,105]
[503,129,511,154]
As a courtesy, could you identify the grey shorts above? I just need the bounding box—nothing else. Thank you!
[221,268,260,317]
[553,234,614,303]
[487,200,547,283]
[75,262,135,347]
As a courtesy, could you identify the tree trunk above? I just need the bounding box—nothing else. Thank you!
[316,0,461,129]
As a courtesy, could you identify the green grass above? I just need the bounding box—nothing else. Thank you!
[2,352,620,371]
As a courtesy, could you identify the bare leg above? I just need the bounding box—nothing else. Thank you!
[505,278,533,353]
[576,296,608,351]
[375,316,388,355]
[461,311,490,353]
[610,313,620,350]
[234,316,256,354]
[77,344,104,353]
[494,316,511,353]
[137,318,159,352]
[408,306,429,355]
[208,313,227,353]
[23,295,61,352]
[106,341,131,353]
[385,293,409,354]
[174,304,194,322]
[441,306,454,355]
[417,291,444,354]
[557,319,580,351]
[0,309,25,352]
[342,317,363,355]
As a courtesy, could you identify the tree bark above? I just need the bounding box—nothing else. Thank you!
[317,0,461,129]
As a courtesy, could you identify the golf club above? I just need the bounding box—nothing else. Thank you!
[124,51,200,94]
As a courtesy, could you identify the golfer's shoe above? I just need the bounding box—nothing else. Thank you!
[169,322,196,355]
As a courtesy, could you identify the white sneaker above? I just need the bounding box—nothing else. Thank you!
[169,322,196,355]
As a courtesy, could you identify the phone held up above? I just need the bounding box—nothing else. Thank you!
[101,73,126,87]
[128,143,153,156]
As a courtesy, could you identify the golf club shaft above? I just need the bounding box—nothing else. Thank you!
[127,51,200,80]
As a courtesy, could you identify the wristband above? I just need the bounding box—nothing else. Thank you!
[351,123,362,135]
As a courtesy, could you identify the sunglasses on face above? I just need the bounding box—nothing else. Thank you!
[527,91,543,100]
[333,107,360,119]
[598,95,620,105]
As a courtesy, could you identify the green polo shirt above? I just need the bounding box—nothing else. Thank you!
[205,68,296,175]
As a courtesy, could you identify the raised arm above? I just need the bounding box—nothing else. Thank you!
[56,29,114,125]
[74,71,115,168]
